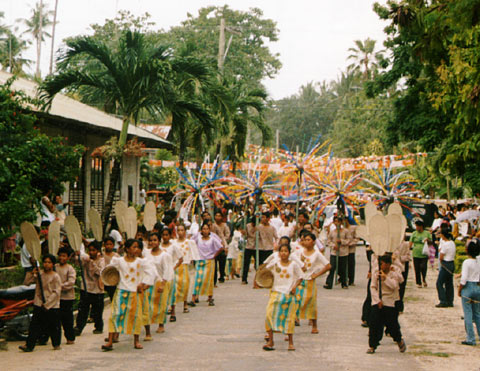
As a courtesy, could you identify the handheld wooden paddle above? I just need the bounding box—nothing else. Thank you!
[64,215,87,292]
[20,222,45,303]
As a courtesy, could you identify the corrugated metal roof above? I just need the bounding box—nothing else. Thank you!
[0,70,173,148]
[139,124,171,139]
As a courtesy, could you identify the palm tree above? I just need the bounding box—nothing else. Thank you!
[347,38,383,80]
[0,30,31,74]
[49,0,59,75]
[223,78,272,173]
[40,30,175,230]
[19,1,53,78]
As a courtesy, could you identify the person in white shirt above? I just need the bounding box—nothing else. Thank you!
[264,244,303,352]
[270,209,283,232]
[291,232,331,334]
[458,239,480,346]
[435,230,456,308]
[278,216,293,239]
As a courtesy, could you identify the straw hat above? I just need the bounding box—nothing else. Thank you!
[255,264,274,289]
[101,266,120,286]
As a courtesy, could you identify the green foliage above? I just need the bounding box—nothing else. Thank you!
[454,240,467,274]
[155,148,176,161]
[0,79,84,239]
[368,0,480,194]
[166,5,282,88]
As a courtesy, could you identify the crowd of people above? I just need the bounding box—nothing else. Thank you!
[13,195,480,354]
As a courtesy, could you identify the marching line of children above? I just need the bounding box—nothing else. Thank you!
[19,220,230,352]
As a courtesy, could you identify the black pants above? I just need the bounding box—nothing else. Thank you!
[348,252,356,285]
[413,257,428,285]
[362,278,372,324]
[214,251,226,285]
[76,291,104,333]
[325,255,348,288]
[396,262,409,313]
[59,300,75,342]
[437,261,454,305]
[104,285,117,302]
[368,305,402,349]
[241,249,272,283]
[26,306,61,349]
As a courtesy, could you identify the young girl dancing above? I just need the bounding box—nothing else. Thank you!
[264,244,303,351]
[292,232,331,334]
[102,239,155,351]
[174,224,199,313]
[191,223,224,306]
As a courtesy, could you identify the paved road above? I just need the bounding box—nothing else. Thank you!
[3,248,419,371]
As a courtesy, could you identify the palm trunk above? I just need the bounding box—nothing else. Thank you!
[102,116,130,233]
[102,159,121,235]
[49,0,59,75]
[36,0,43,79]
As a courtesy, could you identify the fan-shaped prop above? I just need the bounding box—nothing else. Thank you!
[88,208,103,242]
[114,201,128,233]
[48,220,61,256]
[356,225,369,243]
[20,222,41,261]
[365,202,380,224]
[144,201,156,231]
[64,215,82,252]
[386,213,405,253]
[125,207,138,239]
[388,202,403,217]
[368,214,389,256]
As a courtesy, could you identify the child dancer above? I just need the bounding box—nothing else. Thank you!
[135,239,155,341]
[102,239,155,351]
[19,254,62,352]
[74,240,105,336]
[264,244,303,351]
[174,224,199,313]
[145,232,171,334]
[367,254,406,354]
[56,247,76,344]
[103,237,119,302]
[226,230,242,280]
[159,228,183,322]
[292,232,331,333]
[192,223,224,306]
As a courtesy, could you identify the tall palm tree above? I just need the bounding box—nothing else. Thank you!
[19,1,53,79]
[40,30,175,230]
[49,0,59,75]
[0,30,31,74]
[223,78,272,173]
[347,38,383,80]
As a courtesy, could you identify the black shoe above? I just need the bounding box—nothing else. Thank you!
[93,329,103,334]
[187,301,196,307]
[435,303,449,308]
[74,328,82,336]
[195,298,199,303]
[242,281,248,285]
[19,345,33,352]
[323,285,332,289]
[219,278,225,283]
[234,273,240,278]
[447,303,454,307]
[461,341,476,346]
[361,321,369,328]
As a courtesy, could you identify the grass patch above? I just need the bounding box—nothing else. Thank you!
[413,350,451,358]
[0,265,25,289]
[404,295,422,302]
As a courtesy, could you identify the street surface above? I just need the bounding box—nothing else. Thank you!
[3,247,419,371]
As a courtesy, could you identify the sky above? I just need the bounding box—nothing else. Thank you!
[2,0,388,100]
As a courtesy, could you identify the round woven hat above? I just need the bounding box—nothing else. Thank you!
[101,266,120,286]
[255,264,274,289]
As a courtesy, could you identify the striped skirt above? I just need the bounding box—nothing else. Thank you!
[151,280,171,325]
[175,264,190,303]
[140,285,154,325]
[193,259,215,297]
[108,289,142,335]
[265,291,297,334]
[168,276,177,307]
[295,279,317,320]
[226,258,233,275]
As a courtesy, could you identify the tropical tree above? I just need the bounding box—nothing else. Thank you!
[223,78,272,172]
[40,30,175,230]
[19,1,53,78]
[0,29,30,74]
[347,38,383,80]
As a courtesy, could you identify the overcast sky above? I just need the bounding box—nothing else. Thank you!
[2,0,388,99]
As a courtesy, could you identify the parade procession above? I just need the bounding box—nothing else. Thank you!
[1,1,480,370]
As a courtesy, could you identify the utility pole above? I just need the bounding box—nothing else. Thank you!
[218,18,225,72]
[49,0,59,75]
